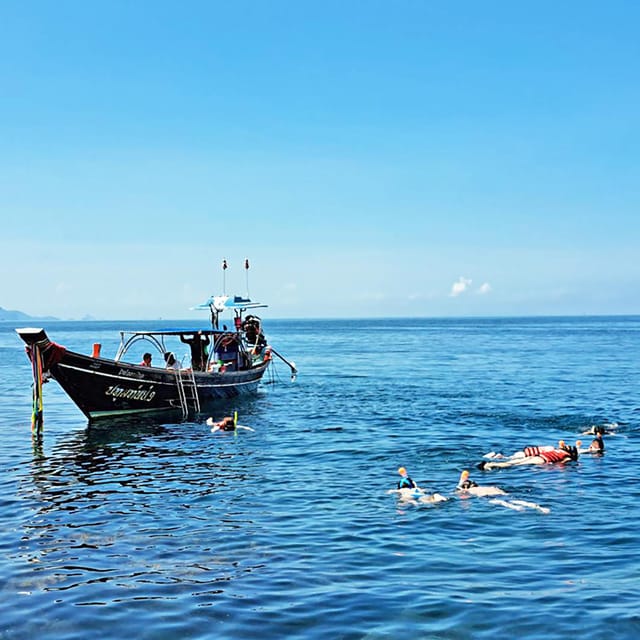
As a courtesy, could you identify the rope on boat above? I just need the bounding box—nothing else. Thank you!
[269,347,298,381]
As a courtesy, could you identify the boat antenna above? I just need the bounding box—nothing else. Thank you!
[222,258,228,294]
[245,258,250,298]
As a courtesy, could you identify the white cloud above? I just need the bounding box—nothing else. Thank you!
[450,276,472,297]
[477,282,492,295]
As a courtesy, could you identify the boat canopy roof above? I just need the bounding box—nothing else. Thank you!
[119,329,220,337]
[191,294,268,312]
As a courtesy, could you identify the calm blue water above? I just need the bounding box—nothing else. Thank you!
[1,317,639,639]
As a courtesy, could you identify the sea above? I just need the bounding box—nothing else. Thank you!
[1,316,639,640]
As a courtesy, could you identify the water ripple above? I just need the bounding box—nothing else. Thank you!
[1,317,639,639]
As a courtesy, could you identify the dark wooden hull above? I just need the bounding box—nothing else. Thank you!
[49,350,268,420]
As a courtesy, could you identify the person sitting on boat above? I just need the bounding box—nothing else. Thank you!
[243,315,266,351]
[164,352,180,370]
[180,331,210,371]
[140,352,152,367]
[479,443,579,470]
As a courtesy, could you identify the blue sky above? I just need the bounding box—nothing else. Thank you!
[1,1,639,319]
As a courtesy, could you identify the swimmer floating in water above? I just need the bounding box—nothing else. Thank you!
[388,467,448,505]
[396,466,417,489]
[207,412,255,433]
[456,470,550,513]
[584,433,605,454]
[478,442,579,470]
[484,440,569,461]
[457,470,506,497]
[591,434,605,452]
[581,423,618,436]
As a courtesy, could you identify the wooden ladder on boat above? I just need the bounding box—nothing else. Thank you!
[175,369,201,418]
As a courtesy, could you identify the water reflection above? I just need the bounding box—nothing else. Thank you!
[14,403,268,605]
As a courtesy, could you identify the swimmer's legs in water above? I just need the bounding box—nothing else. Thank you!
[489,498,550,514]
[418,492,448,504]
[390,488,448,505]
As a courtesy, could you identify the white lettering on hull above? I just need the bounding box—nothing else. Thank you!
[105,384,157,402]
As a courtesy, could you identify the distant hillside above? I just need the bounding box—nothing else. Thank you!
[0,306,59,322]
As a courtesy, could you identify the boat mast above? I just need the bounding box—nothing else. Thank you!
[245,258,250,299]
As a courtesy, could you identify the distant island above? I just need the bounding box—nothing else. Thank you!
[0,306,59,322]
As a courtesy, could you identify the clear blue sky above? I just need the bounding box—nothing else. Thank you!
[2,1,638,319]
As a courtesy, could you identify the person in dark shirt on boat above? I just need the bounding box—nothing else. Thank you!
[180,332,210,371]
[140,353,152,367]
[397,466,418,489]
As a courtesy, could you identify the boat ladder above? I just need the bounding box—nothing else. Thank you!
[174,369,201,418]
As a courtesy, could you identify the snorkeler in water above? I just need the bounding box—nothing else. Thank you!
[396,466,417,489]
[388,467,447,505]
[208,416,236,431]
[483,440,569,461]
[588,433,605,453]
[478,442,579,470]
[456,470,505,496]
[207,412,255,433]
[581,423,618,436]
[456,470,550,513]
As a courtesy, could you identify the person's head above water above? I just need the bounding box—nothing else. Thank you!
[398,467,408,477]
[567,445,580,461]
[457,469,478,489]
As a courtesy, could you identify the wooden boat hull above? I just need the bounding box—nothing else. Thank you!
[52,352,268,420]
[17,329,269,421]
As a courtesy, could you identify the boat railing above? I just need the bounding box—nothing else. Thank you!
[115,332,166,362]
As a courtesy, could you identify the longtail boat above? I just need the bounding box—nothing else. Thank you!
[17,292,296,426]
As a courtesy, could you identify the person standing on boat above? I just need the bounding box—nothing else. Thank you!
[180,332,210,371]
[140,353,152,367]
